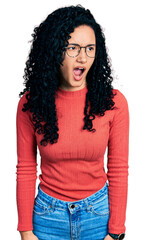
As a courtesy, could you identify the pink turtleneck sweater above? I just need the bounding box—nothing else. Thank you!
[16,85,129,234]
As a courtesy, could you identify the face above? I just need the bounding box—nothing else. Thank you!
[59,25,96,91]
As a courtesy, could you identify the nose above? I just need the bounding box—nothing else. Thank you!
[77,48,87,63]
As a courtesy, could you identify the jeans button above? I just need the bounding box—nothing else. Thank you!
[70,204,75,209]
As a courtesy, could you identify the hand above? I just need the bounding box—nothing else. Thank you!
[20,230,39,240]
[104,234,115,240]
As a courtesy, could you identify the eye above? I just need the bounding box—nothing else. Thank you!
[87,46,94,51]
[68,46,76,50]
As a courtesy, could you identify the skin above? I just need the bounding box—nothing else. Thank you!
[59,24,96,91]
[20,25,114,240]
[104,235,115,240]
[20,230,38,240]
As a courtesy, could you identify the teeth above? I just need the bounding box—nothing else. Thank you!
[75,67,83,69]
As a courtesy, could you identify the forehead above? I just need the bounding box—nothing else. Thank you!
[69,25,96,45]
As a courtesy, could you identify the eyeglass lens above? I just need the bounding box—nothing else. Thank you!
[66,44,96,58]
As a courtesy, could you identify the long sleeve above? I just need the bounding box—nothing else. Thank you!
[16,92,38,231]
[107,90,129,233]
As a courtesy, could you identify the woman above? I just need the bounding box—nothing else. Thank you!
[16,4,129,240]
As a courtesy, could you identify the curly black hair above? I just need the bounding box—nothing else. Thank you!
[19,4,117,146]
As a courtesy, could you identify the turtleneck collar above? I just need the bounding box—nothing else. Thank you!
[56,85,88,98]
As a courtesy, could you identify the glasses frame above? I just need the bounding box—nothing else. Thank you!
[63,43,96,58]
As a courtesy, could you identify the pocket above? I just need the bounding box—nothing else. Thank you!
[90,193,109,216]
[33,196,49,215]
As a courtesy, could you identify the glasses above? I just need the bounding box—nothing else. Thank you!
[63,44,96,58]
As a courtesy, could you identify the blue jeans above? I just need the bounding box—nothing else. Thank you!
[32,181,109,240]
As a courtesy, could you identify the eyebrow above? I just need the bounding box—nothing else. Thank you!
[68,43,96,46]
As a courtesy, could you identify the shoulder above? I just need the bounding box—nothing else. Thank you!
[112,89,129,109]
[16,91,31,118]
[17,91,30,109]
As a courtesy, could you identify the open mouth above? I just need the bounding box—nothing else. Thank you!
[73,67,86,80]
[74,68,85,76]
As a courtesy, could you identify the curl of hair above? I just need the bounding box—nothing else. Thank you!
[19,4,117,146]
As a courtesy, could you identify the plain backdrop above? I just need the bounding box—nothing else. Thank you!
[0,0,145,239]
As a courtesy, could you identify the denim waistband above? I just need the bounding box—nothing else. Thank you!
[36,181,108,211]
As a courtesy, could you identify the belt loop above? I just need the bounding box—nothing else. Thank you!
[51,198,57,211]
[84,199,91,212]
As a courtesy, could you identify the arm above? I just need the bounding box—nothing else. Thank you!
[107,90,130,234]
[16,92,38,232]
